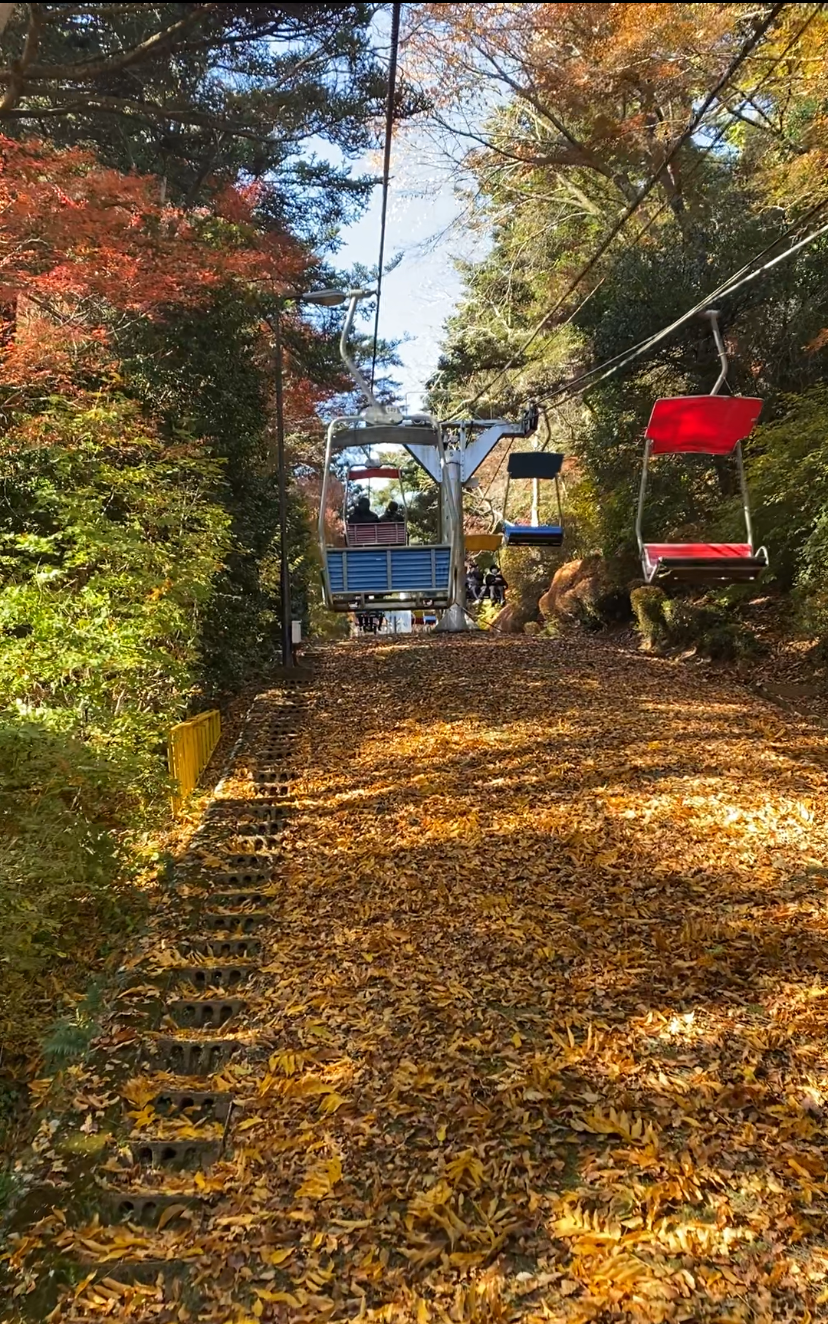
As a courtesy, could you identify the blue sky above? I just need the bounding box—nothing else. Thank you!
[310,8,495,412]
[331,141,469,411]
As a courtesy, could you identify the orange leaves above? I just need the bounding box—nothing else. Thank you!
[0,134,308,384]
[295,1155,342,1201]
[573,1107,660,1147]
[18,635,828,1322]
[0,135,292,313]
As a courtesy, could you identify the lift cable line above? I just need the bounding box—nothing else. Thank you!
[369,0,402,392]
[480,197,828,506]
[538,201,828,409]
[462,0,788,415]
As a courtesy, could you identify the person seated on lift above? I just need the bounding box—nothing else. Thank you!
[379,499,404,523]
[350,494,378,524]
[485,565,508,604]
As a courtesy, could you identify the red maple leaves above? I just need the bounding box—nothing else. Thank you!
[0,135,307,384]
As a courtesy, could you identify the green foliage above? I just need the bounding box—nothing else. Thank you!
[476,600,501,631]
[0,394,229,1061]
[1,3,392,239]
[399,459,441,545]
[118,293,321,692]
[0,712,142,1060]
[42,986,106,1073]
[747,387,828,590]
[0,396,230,779]
[500,545,555,620]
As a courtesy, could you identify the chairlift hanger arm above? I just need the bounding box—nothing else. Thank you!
[339,288,402,425]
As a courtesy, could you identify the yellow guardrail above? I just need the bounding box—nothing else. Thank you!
[168,709,221,813]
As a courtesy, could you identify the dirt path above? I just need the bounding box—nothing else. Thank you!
[7,634,828,1322]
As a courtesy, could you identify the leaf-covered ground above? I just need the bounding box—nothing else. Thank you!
[10,633,828,1322]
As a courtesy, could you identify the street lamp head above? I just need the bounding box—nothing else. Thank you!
[300,288,348,307]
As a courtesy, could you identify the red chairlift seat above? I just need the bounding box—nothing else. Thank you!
[637,394,768,585]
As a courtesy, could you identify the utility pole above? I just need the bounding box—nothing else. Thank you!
[272,306,293,668]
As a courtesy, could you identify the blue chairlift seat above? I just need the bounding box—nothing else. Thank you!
[325,544,451,610]
[501,451,566,549]
[503,522,564,547]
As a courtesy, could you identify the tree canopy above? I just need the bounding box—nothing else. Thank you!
[0,2,408,235]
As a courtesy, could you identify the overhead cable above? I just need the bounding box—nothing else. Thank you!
[369,0,402,391]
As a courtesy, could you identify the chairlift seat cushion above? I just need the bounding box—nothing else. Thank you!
[645,542,752,562]
[503,522,564,546]
[646,396,762,455]
[642,542,767,584]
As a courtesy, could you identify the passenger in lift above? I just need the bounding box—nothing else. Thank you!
[350,494,379,524]
[466,563,484,603]
[379,499,404,523]
[486,566,508,605]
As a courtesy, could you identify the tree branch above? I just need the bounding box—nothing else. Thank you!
[470,38,640,205]
[0,93,274,140]
[0,3,217,89]
[0,3,44,114]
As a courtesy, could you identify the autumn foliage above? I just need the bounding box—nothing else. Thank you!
[0,135,307,385]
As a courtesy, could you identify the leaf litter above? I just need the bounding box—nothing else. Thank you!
[7,632,828,1322]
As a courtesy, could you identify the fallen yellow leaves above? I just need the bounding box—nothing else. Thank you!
[14,635,828,1323]
[295,1155,343,1201]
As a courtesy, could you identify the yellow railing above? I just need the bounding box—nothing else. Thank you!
[168,709,221,813]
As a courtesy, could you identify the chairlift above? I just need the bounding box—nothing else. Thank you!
[318,289,451,612]
[465,533,503,553]
[636,310,768,585]
[344,465,408,547]
[502,451,565,547]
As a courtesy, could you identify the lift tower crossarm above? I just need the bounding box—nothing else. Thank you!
[458,421,528,483]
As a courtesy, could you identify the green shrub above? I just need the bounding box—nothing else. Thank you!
[665,598,757,661]
[630,585,669,651]
[631,588,757,661]
[500,545,554,620]
[0,394,230,1064]
[747,387,828,592]
[0,397,230,773]
[119,293,324,686]
[476,600,501,630]
[0,716,141,1061]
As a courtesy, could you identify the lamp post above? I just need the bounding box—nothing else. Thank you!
[272,288,347,666]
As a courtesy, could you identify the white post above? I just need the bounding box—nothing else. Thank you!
[531,434,539,527]
[435,439,477,632]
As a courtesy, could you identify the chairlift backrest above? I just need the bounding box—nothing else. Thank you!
[506,451,565,480]
[645,396,763,455]
[348,466,401,481]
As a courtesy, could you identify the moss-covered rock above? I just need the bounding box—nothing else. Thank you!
[630,585,670,651]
